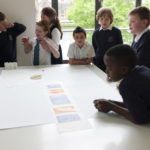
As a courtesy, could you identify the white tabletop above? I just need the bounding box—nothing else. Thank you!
[0,64,150,150]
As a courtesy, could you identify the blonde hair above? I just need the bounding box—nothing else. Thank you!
[96,7,113,24]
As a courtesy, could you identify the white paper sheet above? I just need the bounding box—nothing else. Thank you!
[0,65,122,130]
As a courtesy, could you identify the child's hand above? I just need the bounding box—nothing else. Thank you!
[40,38,49,50]
[5,22,14,29]
[106,75,112,82]
[93,99,111,113]
[22,37,29,44]
[86,58,92,64]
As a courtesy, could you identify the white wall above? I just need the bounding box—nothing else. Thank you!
[0,0,36,66]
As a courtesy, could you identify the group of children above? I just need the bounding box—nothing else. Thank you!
[0,5,150,124]
[0,7,63,67]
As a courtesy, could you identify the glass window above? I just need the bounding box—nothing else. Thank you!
[142,0,150,7]
[35,0,52,21]
[103,0,135,44]
[59,0,95,60]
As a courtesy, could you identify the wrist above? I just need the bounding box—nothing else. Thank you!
[108,99,115,104]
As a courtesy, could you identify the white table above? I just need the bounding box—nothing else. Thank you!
[0,64,150,150]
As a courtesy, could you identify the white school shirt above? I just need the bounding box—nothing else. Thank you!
[67,41,95,59]
[31,37,56,65]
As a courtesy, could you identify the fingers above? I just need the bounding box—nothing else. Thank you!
[6,22,14,28]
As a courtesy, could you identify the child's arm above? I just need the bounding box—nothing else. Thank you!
[69,58,92,65]
[40,38,60,58]
[8,22,26,36]
[93,99,136,123]
[22,37,32,53]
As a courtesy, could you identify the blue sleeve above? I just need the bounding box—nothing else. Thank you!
[10,22,26,37]
[136,38,150,68]
[117,29,123,44]
[120,86,150,124]
[92,31,97,53]
[92,31,97,64]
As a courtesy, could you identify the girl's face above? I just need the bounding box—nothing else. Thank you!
[35,25,48,39]
[129,15,147,35]
[41,13,51,24]
[98,15,111,29]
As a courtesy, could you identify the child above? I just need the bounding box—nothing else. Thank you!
[94,44,150,124]
[92,7,123,72]
[0,12,26,67]
[67,26,95,65]
[22,20,59,65]
[129,6,150,68]
[41,7,63,64]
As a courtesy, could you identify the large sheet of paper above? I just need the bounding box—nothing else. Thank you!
[0,65,122,130]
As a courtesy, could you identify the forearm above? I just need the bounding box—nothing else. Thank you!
[69,58,87,65]
[110,103,136,123]
[86,58,93,64]
[23,44,32,53]
[109,100,126,108]
[45,41,60,58]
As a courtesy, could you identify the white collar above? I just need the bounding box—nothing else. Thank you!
[99,24,112,31]
[134,27,149,42]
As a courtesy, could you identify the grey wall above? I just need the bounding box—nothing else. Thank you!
[0,0,36,65]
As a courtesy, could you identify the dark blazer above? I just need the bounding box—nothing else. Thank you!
[92,26,123,71]
[132,30,150,68]
[119,66,150,124]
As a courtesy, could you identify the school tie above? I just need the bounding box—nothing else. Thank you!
[33,39,40,65]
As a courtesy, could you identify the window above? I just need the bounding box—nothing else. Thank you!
[35,0,52,21]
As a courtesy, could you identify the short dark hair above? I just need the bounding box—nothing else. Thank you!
[105,44,137,70]
[129,6,150,26]
[73,26,86,36]
[0,12,6,21]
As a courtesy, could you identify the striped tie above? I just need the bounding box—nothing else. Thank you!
[33,39,40,65]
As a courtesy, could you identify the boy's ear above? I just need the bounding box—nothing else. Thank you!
[120,66,130,75]
[142,19,148,27]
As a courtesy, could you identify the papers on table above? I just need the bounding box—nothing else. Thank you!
[44,82,91,133]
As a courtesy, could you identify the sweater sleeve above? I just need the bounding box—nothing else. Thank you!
[9,22,26,37]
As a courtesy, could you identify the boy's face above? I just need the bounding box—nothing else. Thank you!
[129,14,148,35]
[104,55,128,82]
[0,19,7,31]
[98,15,111,29]
[73,32,86,48]
[35,25,48,39]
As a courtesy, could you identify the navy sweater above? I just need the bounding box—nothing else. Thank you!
[0,22,26,67]
[132,30,150,68]
[119,66,150,124]
[92,26,123,71]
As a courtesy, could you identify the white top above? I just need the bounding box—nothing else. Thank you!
[31,37,56,65]
[99,24,112,31]
[67,41,95,59]
[51,28,61,46]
